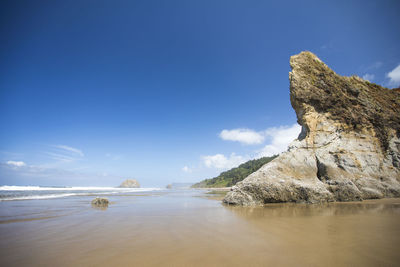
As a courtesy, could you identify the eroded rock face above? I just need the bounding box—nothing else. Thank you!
[119,179,140,188]
[223,51,400,206]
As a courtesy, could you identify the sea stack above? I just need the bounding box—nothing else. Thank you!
[119,179,140,188]
[224,51,400,205]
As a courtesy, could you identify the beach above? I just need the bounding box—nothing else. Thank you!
[1,1,399,266]
[0,189,399,266]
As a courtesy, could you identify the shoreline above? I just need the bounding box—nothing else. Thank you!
[192,187,232,191]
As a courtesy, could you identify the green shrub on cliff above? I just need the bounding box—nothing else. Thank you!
[192,155,277,188]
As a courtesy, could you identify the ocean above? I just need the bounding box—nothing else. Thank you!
[0,185,162,201]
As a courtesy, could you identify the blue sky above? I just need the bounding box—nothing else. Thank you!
[1,0,399,187]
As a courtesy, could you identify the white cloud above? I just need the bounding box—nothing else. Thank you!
[219,128,265,145]
[45,145,84,163]
[182,166,192,173]
[198,123,300,172]
[367,62,383,70]
[257,124,301,157]
[320,41,333,50]
[0,162,121,184]
[387,64,400,87]
[45,152,77,163]
[202,153,247,169]
[6,161,26,167]
[54,145,84,157]
[362,73,375,82]
[106,153,122,160]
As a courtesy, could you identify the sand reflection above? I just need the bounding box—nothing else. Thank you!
[1,192,399,267]
[224,198,400,267]
[91,204,108,211]
[225,198,400,218]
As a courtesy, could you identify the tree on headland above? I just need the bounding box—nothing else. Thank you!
[192,155,278,188]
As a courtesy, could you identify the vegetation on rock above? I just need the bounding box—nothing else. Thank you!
[289,51,400,151]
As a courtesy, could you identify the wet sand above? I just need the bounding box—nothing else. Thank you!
[0,190,399,266]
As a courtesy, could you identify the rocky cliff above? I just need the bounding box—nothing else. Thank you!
[223,51,400,205]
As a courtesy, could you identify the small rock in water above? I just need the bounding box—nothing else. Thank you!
[91,197,109,207]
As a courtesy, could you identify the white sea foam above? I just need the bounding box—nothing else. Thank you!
[1,193,79,201]
[0,185,161,191]
[0,186,163,201]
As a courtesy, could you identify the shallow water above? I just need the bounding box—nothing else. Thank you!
[0,190,399,266]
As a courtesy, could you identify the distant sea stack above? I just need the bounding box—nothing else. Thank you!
[224,51,400,206]
[119,179,140,188]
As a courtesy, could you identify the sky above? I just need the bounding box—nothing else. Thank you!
[1,0,400,187]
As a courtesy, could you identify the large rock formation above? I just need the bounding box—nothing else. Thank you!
[223,51,400,205]
[119,179,140,188]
